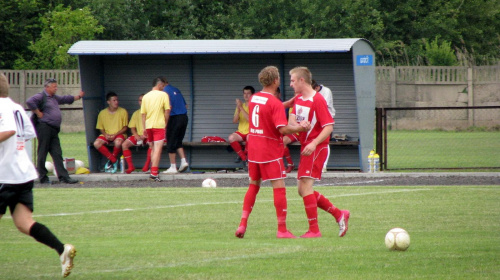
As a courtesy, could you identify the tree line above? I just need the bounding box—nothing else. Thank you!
[1,0,499,69]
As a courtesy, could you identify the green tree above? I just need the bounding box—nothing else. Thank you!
[0,0,41,69]
[15,5,103,69]
[423,37,457,66]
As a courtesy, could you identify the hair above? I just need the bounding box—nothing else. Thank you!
[106,91,118,101]
[289,66,312,85]
[258,66,280,87]
[152,76,168,87]
[243,85,255,94]
[44,78,57,88]
[311,79,319,89]
[0,73,9,97]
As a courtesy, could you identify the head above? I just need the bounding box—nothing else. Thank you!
[242,85,255,102]
[311,80,321,91]
[152,76,168,90]
[106,91,119,110]
[0,73,9,97]
[44,78,58,96]
[138,94,144,106]
[289,66,312,94]
[258,66,280,89]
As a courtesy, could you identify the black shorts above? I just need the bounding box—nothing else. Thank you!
[166,114,188,153]
[0,181,34,215]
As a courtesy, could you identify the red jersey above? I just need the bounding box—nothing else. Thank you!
[292,92,334,145]
[247,91,288,162]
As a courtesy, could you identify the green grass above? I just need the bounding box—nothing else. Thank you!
[1,185,499,279]
[386,130,500,170]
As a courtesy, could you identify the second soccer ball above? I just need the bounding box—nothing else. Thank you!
[201,178,217,188]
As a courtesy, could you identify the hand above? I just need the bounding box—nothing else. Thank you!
[299,120,311,131]
[36,112,43,118]
[301,142,317,156]
[235,99,242,108]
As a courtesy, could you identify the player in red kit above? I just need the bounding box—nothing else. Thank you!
[235,66,310,239]
[289,66,350,238]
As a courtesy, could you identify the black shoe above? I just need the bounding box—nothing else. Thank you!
[243,160,248,172]
[59,177,79,184]
[234,156,242,163]
[39,177,51,184]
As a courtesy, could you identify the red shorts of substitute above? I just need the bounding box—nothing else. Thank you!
[97,134,125,145]
[248,159,286,182]
[297,144,329,180]
[234,131,248,141]
[126,136,148,146]
[146,128,166,142]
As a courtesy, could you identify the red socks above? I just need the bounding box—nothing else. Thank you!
[315,191,342,222]
[122,149,135,173]
[273,188,288,232]
[151,166,159,176]
[230,141,247,161]
[239,184,260,228]
[142,148,152,172]
[112,146,122,159]
[283,146,293,165]
[97,146,116,163]
[303,194,320,233]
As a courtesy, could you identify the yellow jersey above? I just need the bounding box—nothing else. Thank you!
[96,107,128,137]
[141,90,171,129]
[235,102,249,134]
[128,109,144,136]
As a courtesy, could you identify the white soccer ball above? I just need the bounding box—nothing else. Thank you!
[385,228,410,251]
[201,178,217,188]
[75,160,85,169]
[45,161,54,173]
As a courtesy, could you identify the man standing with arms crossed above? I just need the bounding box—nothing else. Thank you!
[235,66,310,239]
[0,74,76,277]
[141,77,170,182]
[289,67,350,238]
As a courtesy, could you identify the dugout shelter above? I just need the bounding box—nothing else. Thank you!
[68,38,376,172]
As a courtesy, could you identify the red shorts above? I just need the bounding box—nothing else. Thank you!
[234,131,248,141]
[97,134,125,145]
[297,144,328,180]
[248,159,286,182]
[126,136,148,146]
[146,128,165,142]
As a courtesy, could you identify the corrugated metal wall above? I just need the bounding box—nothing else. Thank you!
[91,53,361,170]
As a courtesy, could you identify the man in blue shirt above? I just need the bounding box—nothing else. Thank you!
[162,81,189,174]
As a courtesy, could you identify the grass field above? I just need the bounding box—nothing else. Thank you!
[1,185,499,279]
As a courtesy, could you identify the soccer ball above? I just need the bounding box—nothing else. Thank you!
[201,178,217,188]
[45,161,54,173]
[385,228,410,251]
[75,160,85,169]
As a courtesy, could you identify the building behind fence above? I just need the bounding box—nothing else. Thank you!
[2,66,499,171]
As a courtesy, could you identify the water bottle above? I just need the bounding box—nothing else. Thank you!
[120,155,125,173]
[374,153,380,173]
[367,150,375,173]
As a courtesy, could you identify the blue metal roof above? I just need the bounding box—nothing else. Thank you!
[68,38,373,55]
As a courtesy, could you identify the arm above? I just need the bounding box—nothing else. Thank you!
[282,95,296,109]
[0,130,15,143]
[232,101,240,124]
[164,109,171,129]
[142,114,147,138]
[301,124,333,156]
[73,90,85,102]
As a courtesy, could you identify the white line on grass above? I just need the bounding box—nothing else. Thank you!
[315,179,386,186]
[35,246,305,277]
[16,188,431,218]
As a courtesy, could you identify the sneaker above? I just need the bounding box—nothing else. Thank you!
[112,161,119,173]
[149,174,162,182]
[277,230,296,239]
[235,226,246,238]
[300,231,322,238]
[285,163,294,173]
[59,177,78,184]
[322,167,327,173]
[338,210,350,237]
[234,156,242,163]
[162,167,178,174]
[60,244,76,278]
[178,162,189,173]
[104,160,113,172]
[125,168,135,174]
[242,160,248,172]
